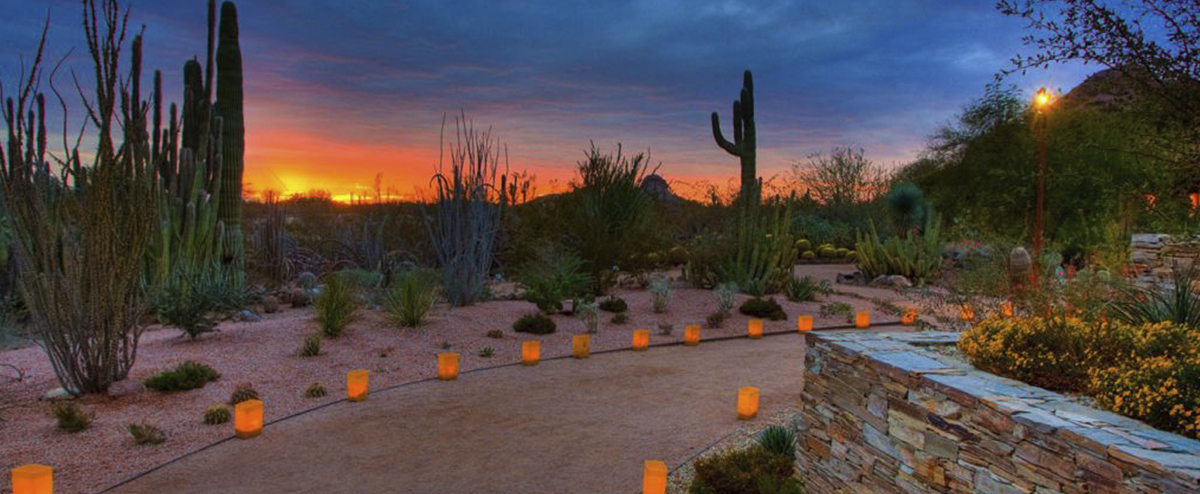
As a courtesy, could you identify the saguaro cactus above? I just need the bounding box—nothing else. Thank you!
[214,0,245,269]
[711,70,758,205]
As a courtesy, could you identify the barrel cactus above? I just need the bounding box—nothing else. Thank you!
[795,239,811,252]
[801,250,816,260]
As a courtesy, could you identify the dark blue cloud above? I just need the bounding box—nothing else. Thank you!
[0,0,1095,189]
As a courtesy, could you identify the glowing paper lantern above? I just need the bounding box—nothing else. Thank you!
[737,386,760,420]
[1000,301,1014,318]
[234,399,263,439]
[902,308,918,325]
[796,315,813,332]
[572,335,590,359]
[642,460,667,494]
[11,464,52,494]
[855,311,870,329]
[684,324,701,346]
[347,369,369,402]
[747,319,763,339]
[521,341,541,366]
[632,330,650,351]
[438,352,460,380]
[960,305,976,322]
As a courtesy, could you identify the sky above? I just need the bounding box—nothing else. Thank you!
[0,0,1096,201]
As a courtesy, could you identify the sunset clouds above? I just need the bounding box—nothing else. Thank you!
[0,0,1093,199]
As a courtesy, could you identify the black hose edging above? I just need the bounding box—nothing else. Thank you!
[95,320,906,493]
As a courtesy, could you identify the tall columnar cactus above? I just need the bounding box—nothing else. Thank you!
[711,70,758,205]
[214,0,245,270]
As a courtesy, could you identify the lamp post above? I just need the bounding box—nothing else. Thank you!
[1033,87,1053,268]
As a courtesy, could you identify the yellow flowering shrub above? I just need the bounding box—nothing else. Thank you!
[960,315,1200,439]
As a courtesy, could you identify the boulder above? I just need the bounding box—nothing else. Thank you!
[235,310,262,323]
[43,387,77,401]
[262,295,280,314]
[107,379,145,398]
[887,275,913,288]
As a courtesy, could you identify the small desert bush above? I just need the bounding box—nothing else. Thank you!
[783,275,820,303]
[145,361,221,392]
[52,402,91,433]
[577,301,600,334]
[739,297,787,321]
[714,282,737,316]
[610,312,629,325]
[958,315,1097,392]
[203,405,231,425]
[305,382,327,398]
[707,311,728,328]
[229,383,260,405]
[649,277,672,313]
[127,423,166,445]
[598,296,628,313]
[819,302,853,321]
[689,445,799,494]
[517,246,591,314]
[479,347,495,358]
[298,334,322,357]
[513,312,556,334]
[486,329,504,339]
[382,270,440,328]
[1111,262,1200,328]
[315,274,358,338]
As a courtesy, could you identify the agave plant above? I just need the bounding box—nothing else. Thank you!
[1111,262,1200,328]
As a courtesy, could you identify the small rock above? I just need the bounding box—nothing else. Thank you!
[107,380,145,398]
[836,272,865,285]
[236,310,262,323]
[888,275,913,288]
[44,387,77,401]
[869,275,891,287]
[290,288,310,307]
[262,295,280,314]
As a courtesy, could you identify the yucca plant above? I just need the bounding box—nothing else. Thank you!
[1112,262,1200,328]
[783,275,820,302]
[315,273,358,338]
[855,215,942,285]
[382,271,440,328]
[757,425,797,461]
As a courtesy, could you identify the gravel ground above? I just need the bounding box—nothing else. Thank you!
[0,270,895,494]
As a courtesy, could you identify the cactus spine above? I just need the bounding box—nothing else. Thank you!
[214,0,245,270]
[711,70,759,205]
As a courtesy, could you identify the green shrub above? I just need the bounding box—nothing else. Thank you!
[757,425,797,461]
[854,217,941,285]
[382,271,440,328]
[305,382,327,398]
[52,402,91,433]
[819,302,853,320]
[145,361,221,392]
[707,311,728,328]
[739,297,787,321]
[783,276,819,303]
[479,347,495,358]
[337,268,384,291]
[598,296,628,313]
[203,405,230,425]
[689,446,796,494]
[229,383,260,405]
[298,334,322,357]
[513,312,556,335]
[611,312,629,325]
[127,423,166,445]
[315,274,358,338]
[650,277,672,313]
[517,246,592,314]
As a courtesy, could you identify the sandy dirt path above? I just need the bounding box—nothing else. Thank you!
[106,333,808,494]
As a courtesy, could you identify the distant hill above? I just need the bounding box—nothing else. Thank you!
[1058,67,1141,112]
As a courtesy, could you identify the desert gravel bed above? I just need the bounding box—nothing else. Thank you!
[0,275,889,494]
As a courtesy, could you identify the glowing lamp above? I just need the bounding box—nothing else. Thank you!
[855,311,870,329]
[347,369,369,402]
[960,305,976,322]
[11,464,52,494]
[234,399,263,439]
[632,329,650,351]
[684,324,701,346]
[572,335,590,359]
[1000,301,1014,318]
[438,352,460,380]
[642,460,667,494]
[747,319,763,339]
[521,341,541,366]
[902,308,918,325]
[737,386,760,420]
[1035,87,1052,108]
[797,315,813,332]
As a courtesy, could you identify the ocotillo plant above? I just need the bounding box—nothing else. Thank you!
[424,113,506,306]
[711,70,758,205]
[214,0,246,271]
[0,0,159,394]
